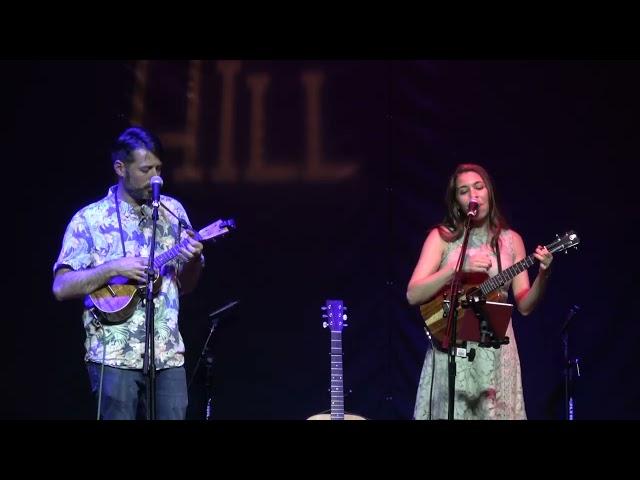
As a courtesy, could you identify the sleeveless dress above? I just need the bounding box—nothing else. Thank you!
[413,227,527,420]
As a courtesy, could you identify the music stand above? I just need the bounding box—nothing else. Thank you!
[188,300,239,420]
[445,300,513,347]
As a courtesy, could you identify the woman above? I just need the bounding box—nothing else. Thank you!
[407,163,553,419]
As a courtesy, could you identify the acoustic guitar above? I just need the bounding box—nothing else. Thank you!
[307,299,366,420]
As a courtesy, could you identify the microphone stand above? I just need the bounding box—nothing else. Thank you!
[561,305,580,420]
[188,300,239,420]
[443,211,475,420]
[142,196,161,420]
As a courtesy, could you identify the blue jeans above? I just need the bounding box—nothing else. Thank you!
[86,363,188,420]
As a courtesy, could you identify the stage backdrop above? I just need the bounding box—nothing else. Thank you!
[5,60,639,419]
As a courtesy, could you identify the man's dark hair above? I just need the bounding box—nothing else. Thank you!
[111,126,164,165]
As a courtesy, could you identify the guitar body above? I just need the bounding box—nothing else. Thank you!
[418,231,581,349]
[420,272,505,347]
[88,275,162,325]
[307,412,367,420]
[84,218,236,325]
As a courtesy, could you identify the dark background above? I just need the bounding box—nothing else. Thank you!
[3,60,638,420]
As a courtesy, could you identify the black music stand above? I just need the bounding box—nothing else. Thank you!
[457,300,513,348]
[561,305,580,420]
[188,300,239,420]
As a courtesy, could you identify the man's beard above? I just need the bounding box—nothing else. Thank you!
[124,175,151,204]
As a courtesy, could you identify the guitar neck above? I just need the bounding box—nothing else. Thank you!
[152,235,200,270]
[479,254,535,297]
[330,330,344,420]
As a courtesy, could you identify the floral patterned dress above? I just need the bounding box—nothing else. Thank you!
[413,227,527,420]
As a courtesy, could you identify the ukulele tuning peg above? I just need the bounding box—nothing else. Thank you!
[322,314,328,318]
[322,321,328,328]
[321,306,327,311]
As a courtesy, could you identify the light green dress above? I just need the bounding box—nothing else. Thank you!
[413,227,527,420]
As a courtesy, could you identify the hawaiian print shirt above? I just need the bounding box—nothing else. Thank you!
[53,186,204,369]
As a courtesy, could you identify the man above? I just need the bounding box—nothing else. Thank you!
[53,126,204,420]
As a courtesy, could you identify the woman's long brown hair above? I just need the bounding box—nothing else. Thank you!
[438,163,509,253]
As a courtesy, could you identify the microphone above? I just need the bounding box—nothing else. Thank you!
[467,197,479,217]
[150,176,163,207]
